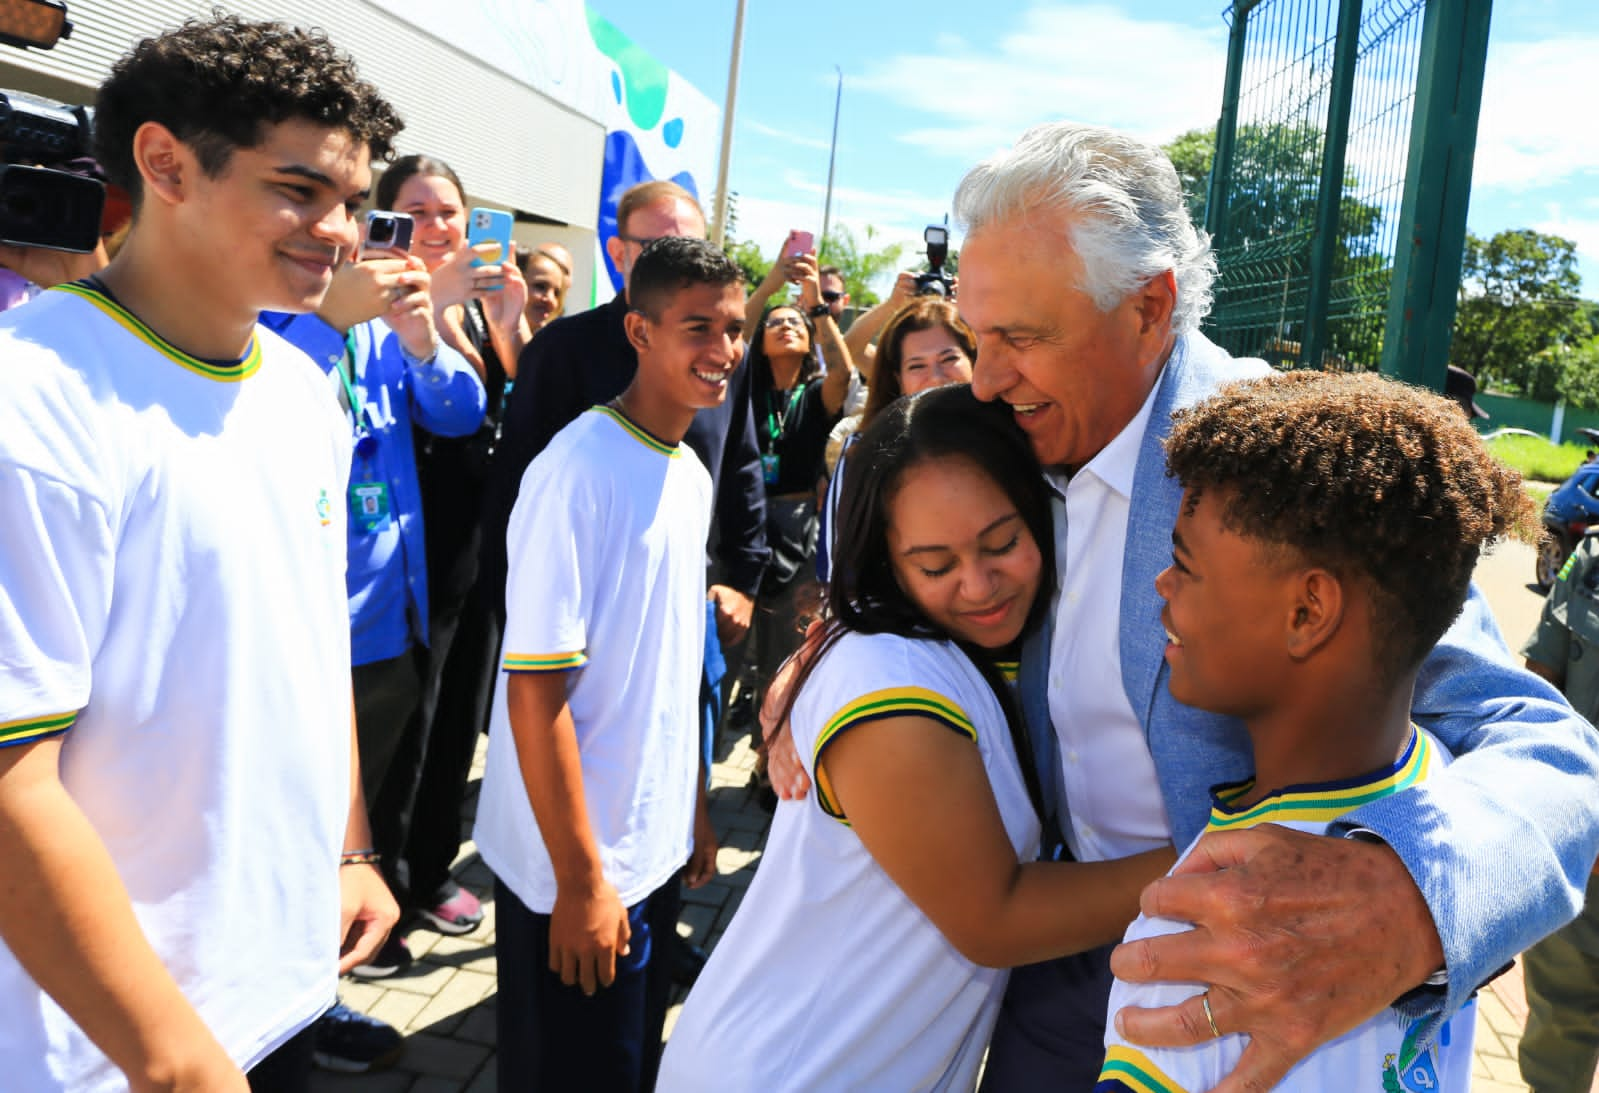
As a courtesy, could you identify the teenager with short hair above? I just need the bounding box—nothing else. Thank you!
[474,236,743,1091]
[1097,370,1531,1092]
[0,16,402,1091]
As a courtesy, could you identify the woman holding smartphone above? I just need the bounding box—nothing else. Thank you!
[360,155,531,958]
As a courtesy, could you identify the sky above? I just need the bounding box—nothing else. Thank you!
[586,0,1599,297]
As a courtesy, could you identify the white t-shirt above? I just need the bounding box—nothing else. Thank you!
[1099,727,1474,1093]
[474,405,711,912]
[0,284,352,1090]
[658,631,1041,1093]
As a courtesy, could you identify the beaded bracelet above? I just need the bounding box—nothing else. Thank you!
[340,848,382,866]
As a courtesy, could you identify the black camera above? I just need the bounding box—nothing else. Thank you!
[914,224,954,297]
[0,89,105,253]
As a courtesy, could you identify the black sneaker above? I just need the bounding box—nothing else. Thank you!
[311,1000,404,1073]
[349,932,412,980]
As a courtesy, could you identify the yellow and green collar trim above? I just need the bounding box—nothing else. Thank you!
[812,686,976,823]
[0,711,75,748]
[1096,1044,1187,1092]
[52,280,261,382]
[1207,725,1432,831]
[592,404,680,457]
[503,650,588,673]
[994,659,1020,684]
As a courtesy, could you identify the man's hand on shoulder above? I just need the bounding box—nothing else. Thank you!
[1109,824,1441,1093]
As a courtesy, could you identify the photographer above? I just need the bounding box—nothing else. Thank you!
[840,227,957,376]
[0,94,134,307]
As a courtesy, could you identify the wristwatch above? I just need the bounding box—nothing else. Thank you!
[807,303,831,318]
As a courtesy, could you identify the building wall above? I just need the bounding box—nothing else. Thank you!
[0,0,725,311]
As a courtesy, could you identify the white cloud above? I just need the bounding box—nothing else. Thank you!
[853,3,1228,159]
[744,118,832,153]
[1474,35,1599,190]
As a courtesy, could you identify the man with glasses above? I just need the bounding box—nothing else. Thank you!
[481,180,767,986]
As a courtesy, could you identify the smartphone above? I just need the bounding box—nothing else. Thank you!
[360,210,413,258]
[468,207,514,268]
[787,230,815,257]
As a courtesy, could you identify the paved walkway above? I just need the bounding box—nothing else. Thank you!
[314,536,1589,1092]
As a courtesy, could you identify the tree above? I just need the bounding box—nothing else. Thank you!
[1162,124,1388,368]
[817,224,906,307]
[724,238,767,290]
[1451,229,1586,399]
[1550,337,1599,412]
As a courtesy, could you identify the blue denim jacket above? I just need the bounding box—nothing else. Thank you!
[263,311,486,665]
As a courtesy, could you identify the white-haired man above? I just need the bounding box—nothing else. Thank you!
[953,121,1599,1091]
[765,120,1599,1092]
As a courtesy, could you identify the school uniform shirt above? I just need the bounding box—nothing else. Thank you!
[0,282,353,1090]
[658,631,1041,1093]
[474,405,712,912]
[1097,726,1475,1093]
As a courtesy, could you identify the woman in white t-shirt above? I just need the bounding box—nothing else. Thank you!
[658,385,1175,1093]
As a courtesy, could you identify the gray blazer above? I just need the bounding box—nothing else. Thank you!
[1018,330,1599,1038]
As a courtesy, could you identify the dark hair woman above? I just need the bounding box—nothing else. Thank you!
[658,385,1173,1091]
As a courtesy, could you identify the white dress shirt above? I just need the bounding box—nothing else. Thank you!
[1047,377,1173,862]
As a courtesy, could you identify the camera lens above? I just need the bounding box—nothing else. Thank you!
[369,218,394,243]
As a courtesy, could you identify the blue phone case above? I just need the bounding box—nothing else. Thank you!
[467,208,514,269]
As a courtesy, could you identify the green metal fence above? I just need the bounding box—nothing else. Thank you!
[1203,0,1492,391]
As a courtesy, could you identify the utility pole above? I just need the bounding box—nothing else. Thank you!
[820,64,842,258]
[711,0,747,249]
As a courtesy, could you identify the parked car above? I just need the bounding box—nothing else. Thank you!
[1537,429,1599,591]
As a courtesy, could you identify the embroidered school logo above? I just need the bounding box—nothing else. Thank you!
[317,488,332,526]
[1382,1017,1446,1092]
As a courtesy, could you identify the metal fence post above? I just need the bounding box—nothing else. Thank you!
[1379,0,1492,390]
[1205,1,1256,250]
[1301,0,1364,371]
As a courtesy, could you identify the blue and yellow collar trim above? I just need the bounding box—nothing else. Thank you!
[591,404,680,457]
[53,280,261,382]
[1207,725,1433,831]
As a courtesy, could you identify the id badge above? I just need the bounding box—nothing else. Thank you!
[761,452,781,487]
[350,480,392,533]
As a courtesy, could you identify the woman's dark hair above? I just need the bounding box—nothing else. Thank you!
[861,298,977,426]
[748,302,819,385]
[375,154,465,213]
[775,385,1056,812]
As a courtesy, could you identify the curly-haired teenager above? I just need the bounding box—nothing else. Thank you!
[1097,370,1531,1093]
[0,16,402,1092]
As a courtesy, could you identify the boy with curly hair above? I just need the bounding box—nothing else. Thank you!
[1097,370,1530,1093]
[0,16,403,1091]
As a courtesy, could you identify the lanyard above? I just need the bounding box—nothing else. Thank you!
[336,329,379,459]
[764,383,805,447]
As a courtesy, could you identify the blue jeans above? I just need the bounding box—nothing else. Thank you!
[494,875,680,1092]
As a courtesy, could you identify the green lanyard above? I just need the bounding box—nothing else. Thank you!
[335,329,366,431]
[764,383,805,447]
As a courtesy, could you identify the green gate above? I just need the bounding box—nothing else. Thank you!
[1202,0,1492,391]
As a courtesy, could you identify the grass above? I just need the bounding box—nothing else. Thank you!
[1485,433,1590,485]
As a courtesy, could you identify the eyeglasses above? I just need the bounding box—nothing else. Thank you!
[765,314,806,329]
[821,290,842,304]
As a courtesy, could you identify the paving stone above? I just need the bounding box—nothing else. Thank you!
[395,1031,491,1082]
